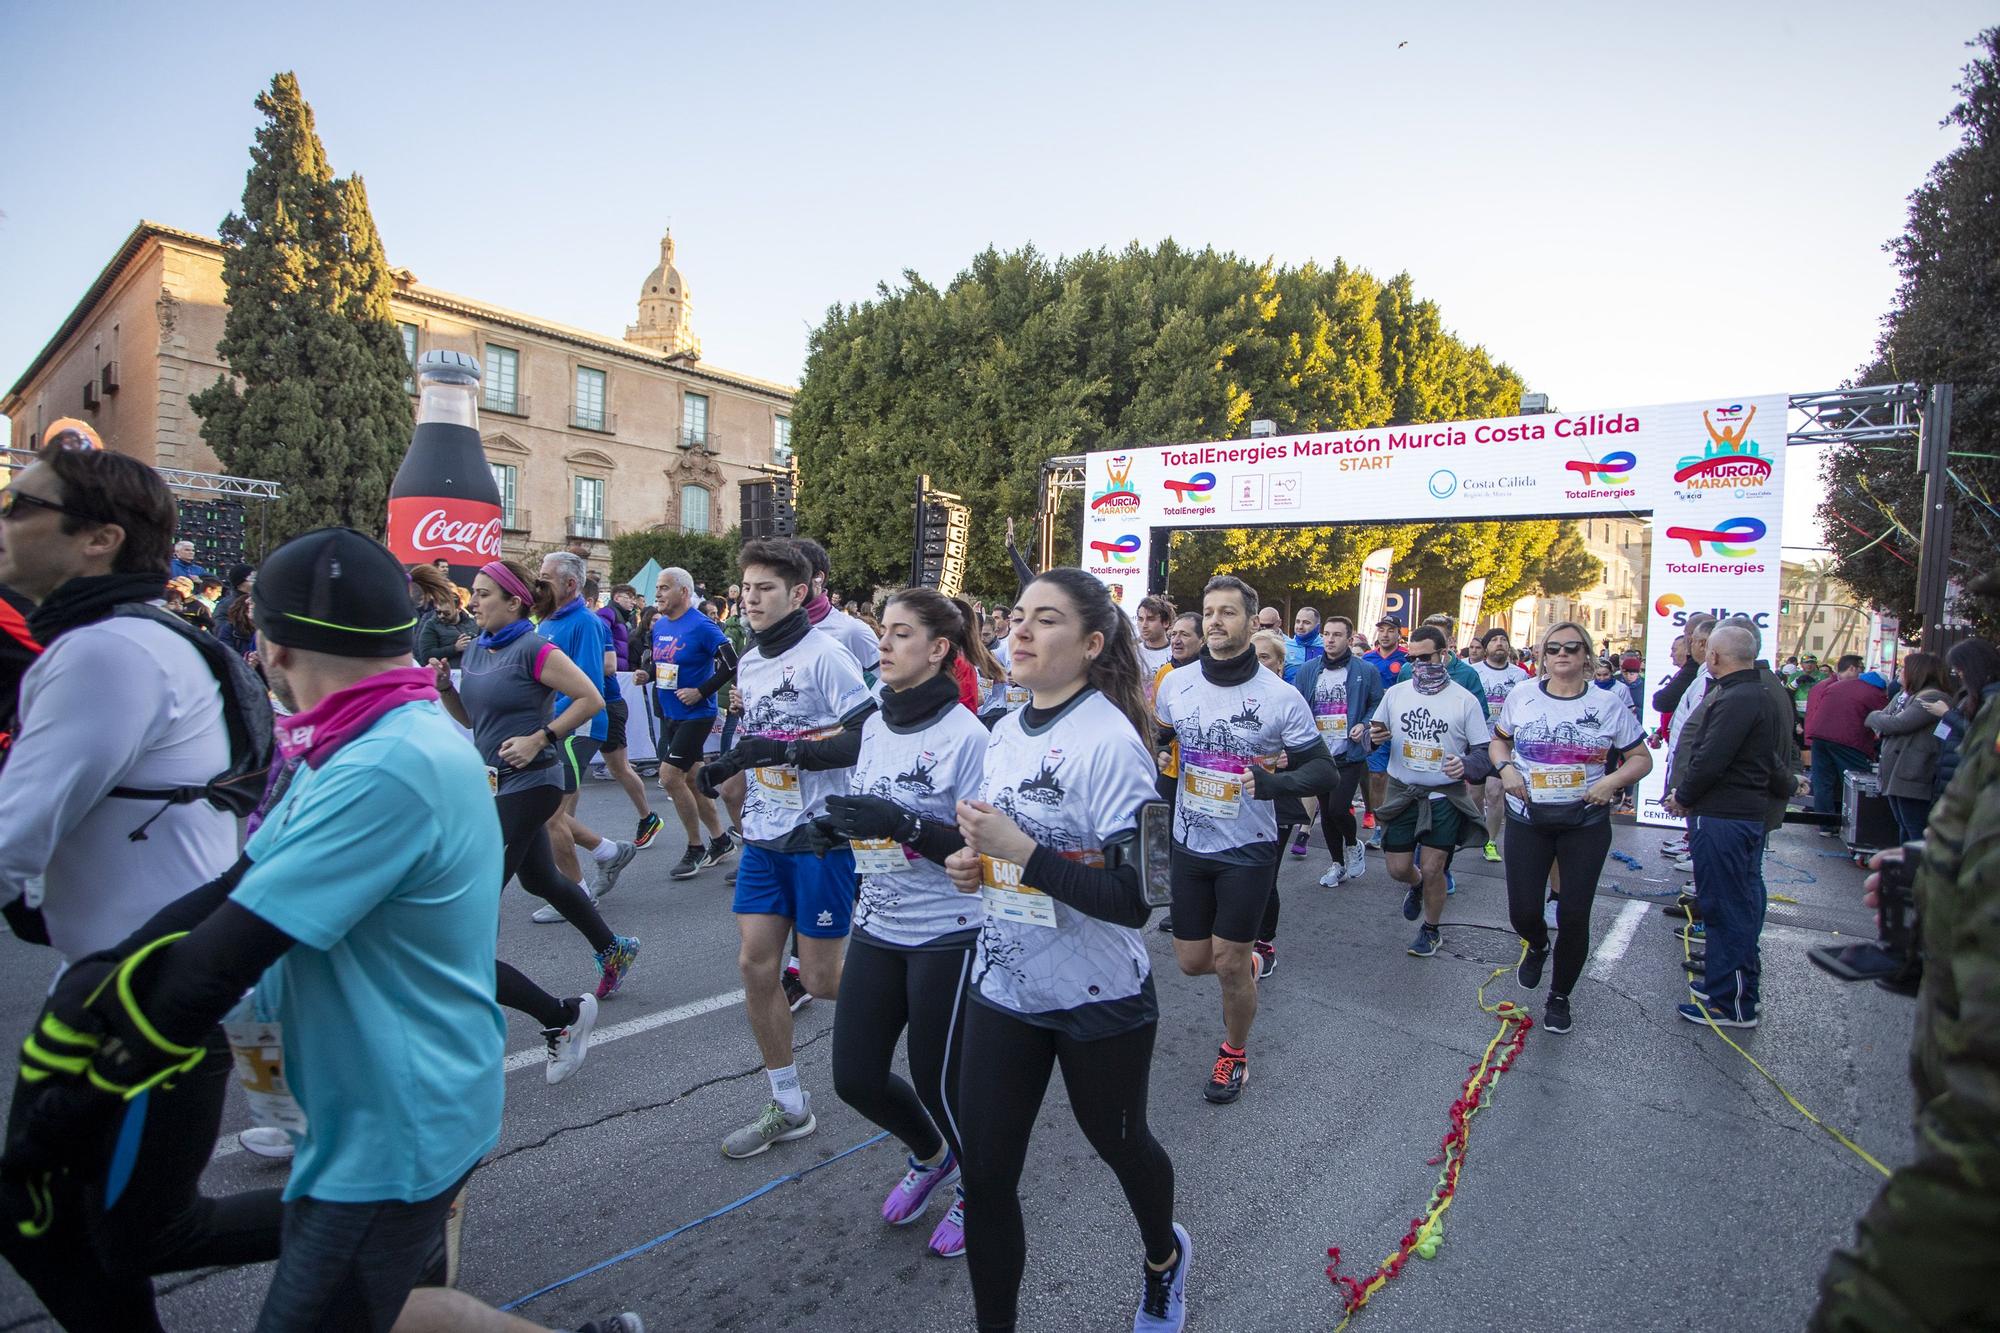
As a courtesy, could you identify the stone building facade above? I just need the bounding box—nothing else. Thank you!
[2,221,795,570]
[1530,516,1651,657]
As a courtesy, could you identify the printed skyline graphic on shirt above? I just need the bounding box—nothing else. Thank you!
[1509,703,1616,766]
[1167,696,1275,844]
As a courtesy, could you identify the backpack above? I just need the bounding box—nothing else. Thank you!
[106,603,275,830]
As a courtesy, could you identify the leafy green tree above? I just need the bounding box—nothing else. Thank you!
[796,240,1597,612]
[609,527,741,597]
[1821,28,2000,635]
[190,73,414,546]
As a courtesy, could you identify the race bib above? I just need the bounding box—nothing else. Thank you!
[225,1017,308,1136]
[485,765,499,794]
[659,663,680,689]
[754,765,803,809]
[980,854,1057,928]
[1528,764,1587,803]
[1315,712,1348,738]
[852,836,912,875]
[1004,684,1030,709]
[1401,740,1444,774]
[1181,761,1246,818]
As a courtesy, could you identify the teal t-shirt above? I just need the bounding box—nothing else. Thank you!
[233,699,505,1204]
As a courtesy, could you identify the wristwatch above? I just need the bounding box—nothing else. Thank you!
[541,726,560,746]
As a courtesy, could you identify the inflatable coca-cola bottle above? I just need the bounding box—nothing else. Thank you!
[387,349,504,583]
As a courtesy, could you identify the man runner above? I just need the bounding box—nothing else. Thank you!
[1135,595,1176,677]
[1290,614,1383,886]
[1360,614,1410,845]
[638,565,740,879]
[1470,628,1529,862]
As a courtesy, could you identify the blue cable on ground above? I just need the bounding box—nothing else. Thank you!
[499,1130,891,1311]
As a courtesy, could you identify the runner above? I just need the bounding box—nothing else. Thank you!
[1368,624,1491,958]
[1149,612,1203,938]
[637,565,741,879]
[696,539,873,1159]
[792,536,879,676]
[817,587,988,1259]
[1360,614,1410,847]
[1470,628,1530,862]
[584,577,664,849]
[1490,621,1651,1033]
[1290,614,1383,887]
[1158,583,1329,1104]
[1248,628,1320,979]
[944,566,1189,1333]
[1134,595,1176,677]
[533,552,639,911]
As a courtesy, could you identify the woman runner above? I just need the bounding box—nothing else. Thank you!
[945,567,1190,1333]
[812,588,989,1259]
[432,558,642,1079]
[1489,620,1651,1034]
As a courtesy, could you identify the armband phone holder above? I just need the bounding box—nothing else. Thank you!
[1135,799,1173,908]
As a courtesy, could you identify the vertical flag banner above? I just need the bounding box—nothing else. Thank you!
[1355,548,1395,633]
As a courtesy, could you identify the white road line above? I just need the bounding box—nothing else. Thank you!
[212,987,747,1161]
[1588,899,1650,980]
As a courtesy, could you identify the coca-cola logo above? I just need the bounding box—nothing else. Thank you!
[413,510,503,558]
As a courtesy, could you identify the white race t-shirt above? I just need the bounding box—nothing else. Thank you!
[1495,680,1644,815]
[738,628,873,845]
[972,689,1159,1038]
[849,697,988,948]
[1470,660,1530,715]
[990,637,1030,712]
[1136,639,1174,679]
[1371,679,1492,787]
[1154,661,1320,861]
[815,605,880,673]
[1310,661,1358,758]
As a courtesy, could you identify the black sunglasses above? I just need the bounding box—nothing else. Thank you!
[1544,640,1589,656]
[0,488,80,522]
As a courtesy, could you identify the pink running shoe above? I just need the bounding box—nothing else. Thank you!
[928,1186,967,1258]
[882,1151,958,1226]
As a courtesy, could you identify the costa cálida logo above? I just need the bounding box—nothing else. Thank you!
[388,497,504,564]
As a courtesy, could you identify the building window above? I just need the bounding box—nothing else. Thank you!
[773,414,792,456]
[682,392,709,447]
[484,345,520,414]
[1812,634,1825,653]
[680,484,711,534]
[574,366,607,431]
[571,476,605,539]
[400,323,419,393]
[1595,608,1607,631]
[490,463,519,529]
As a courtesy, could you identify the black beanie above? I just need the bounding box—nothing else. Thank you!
[251,527,417,658]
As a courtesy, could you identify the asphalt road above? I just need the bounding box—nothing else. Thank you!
[0,779,1914,1333]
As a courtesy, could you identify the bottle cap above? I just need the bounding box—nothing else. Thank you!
[416,349,482,385]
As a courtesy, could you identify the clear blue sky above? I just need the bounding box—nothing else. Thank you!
[2,1,1988,551]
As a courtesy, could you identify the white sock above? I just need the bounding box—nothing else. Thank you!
[787,955,801,972]
[767,1064,806,1116]
[590,839,620,863]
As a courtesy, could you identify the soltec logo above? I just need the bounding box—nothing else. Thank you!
[1664,515,1766,557]
[1654,594,1684,618]
[1087,533,1142,564]
[1562,450,1637,485]
[1162,472,1216,502]
[1091,453,1142,512]
[1653,593,1773,629]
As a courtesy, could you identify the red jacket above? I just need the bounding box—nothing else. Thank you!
[951,653,980,713]
[1805,675,1889,756]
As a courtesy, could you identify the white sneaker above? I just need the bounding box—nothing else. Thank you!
[531,892,597,924]
[1544,899,1559,930]
[543,993,598,1085]
[1344,844,1367,879]
[1671,854,1695,872]
[1318,864,1344,888]
[239,1126,296,1160]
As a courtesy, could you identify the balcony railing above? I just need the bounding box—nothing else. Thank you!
[568,515,608,541]
[571,408,617,433]
[679,426,720,453]
[483,392,531,418]
[502,507,532,534]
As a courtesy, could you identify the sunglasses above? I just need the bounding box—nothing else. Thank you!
[1407,649,1440,662]
[0,488,81,522]
[1544,640,1589,656]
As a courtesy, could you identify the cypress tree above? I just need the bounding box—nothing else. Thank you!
[190,72,414,545]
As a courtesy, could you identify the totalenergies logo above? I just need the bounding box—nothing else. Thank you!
[1088,533,1142,564]
[1090,453,1142,513]
[1563,451,1637,484]
[1162,472,1216,502]
[1664,516,1766,557]
[1676,404,1772,486]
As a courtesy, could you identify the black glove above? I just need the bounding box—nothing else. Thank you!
[820,794,916,843]
[730,736,790,768]
[695,757,740,799]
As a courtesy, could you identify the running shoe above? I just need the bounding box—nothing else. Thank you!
[1290,829,1310,858]
[1544,898,1558,930]
[1483,841,1501,862]
[669,847,704,880]
[1133,1221,1193,1332]
[1363,811,1376,830]
[1204,1045,1248,1104]
[1344,844,1367,880]
[1252,941,1276,979]
[238,1126,295,1161]
[1156,914,1175,934]
[1677,1000,1758,1028]
[532,890,597,925]
[597,841,640,897]
[543,993,599,1085]
[1366,828,1384,850]
[633,812,665,849]
[882,1150,959,1226]
[1679,922,1707,943]
[1517,944,1548,990]
[722,1094,817,1158]
[1543,993,1573,1034]
[1318,863,1344,888]
[781,967,812,1012]
[594,935,641,999]
[1660,839,1688,855]
[1445,869,1457,897]
[1671,854,1695,872]
[698,830,742,869]
[1407,923,1441,957]
[575,1317,645,1333]
[1681,951,1708,970]
[1401,886,1421,921]
[928,1186,967,1258]
[1662,895,1702,921]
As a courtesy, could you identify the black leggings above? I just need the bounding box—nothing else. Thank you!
[830,935,971,1163]
[958,1002,1176,1332]
[0,1032,282,1331]
[1318,760,1366,858]
[1501,813,1615,996]
[498,784,614,952]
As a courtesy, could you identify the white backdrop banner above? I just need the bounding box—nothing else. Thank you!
[1079,393,1788,824]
